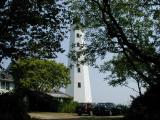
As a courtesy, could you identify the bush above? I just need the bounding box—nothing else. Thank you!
[116,104,129,115]
[25,90,60,112]
[0,92,31,120]
[58,101,79,113]
[126,85,160,120]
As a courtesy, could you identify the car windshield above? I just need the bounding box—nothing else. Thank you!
[96,103,106,107]
[105,103,115,108]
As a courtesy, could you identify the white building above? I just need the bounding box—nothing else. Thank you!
[66,27,92,103]
[0,72,14,93]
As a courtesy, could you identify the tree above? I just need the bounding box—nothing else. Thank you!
[0,0,69,68]
[69,1,160,119]
[10,58,70,92]
[68,0,160,88]
[0,92,31,120]
[100,54,148,96]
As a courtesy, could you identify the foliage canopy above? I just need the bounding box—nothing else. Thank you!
[0,0,69,68]
[11,58,70,92]
[69,0,160,88]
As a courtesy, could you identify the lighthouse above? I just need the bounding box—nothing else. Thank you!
[66,26,92,103]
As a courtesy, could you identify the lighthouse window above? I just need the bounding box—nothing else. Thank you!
[77,53,80,58]
[78,82,81,88]
[76,33,81,38]
[77,42,80,47]
[77,68,81,72]
[69,64,73,69]
[76,64,80,67]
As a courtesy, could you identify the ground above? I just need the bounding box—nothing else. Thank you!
[29,112,79,120]
[29,112,124,120]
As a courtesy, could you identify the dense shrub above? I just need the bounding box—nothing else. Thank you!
[116,104,129,115]
[25,90,61,112]
[0,92,31,120]
[58,101,79,113]
[126,85,160,120]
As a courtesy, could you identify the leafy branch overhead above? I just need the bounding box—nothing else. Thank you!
[69,0,160,88]
[0,0,70,66]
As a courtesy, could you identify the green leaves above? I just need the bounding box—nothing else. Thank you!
[0,0,70,66]
[10,58,70,92]
[69,0,160,88]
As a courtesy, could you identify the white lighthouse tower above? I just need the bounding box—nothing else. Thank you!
[66,26,92,103]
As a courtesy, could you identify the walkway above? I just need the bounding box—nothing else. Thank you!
[29,112,80,120]
[29,112,124,120]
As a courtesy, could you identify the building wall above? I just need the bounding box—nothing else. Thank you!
[66,27,92,103]
[0,72,14,93]
[0,80,14,91]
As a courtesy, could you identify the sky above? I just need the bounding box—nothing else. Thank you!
[0,0,146,106]
[0,31,142,106]
[0,32,142,106]
[56,35,143,106]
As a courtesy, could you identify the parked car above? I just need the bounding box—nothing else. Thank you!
[93,102,117,116]
[115,104,129,115]
[76,103,95,116]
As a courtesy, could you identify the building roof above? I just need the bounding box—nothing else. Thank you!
[0,71,13,82]
[48,90,73,99]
